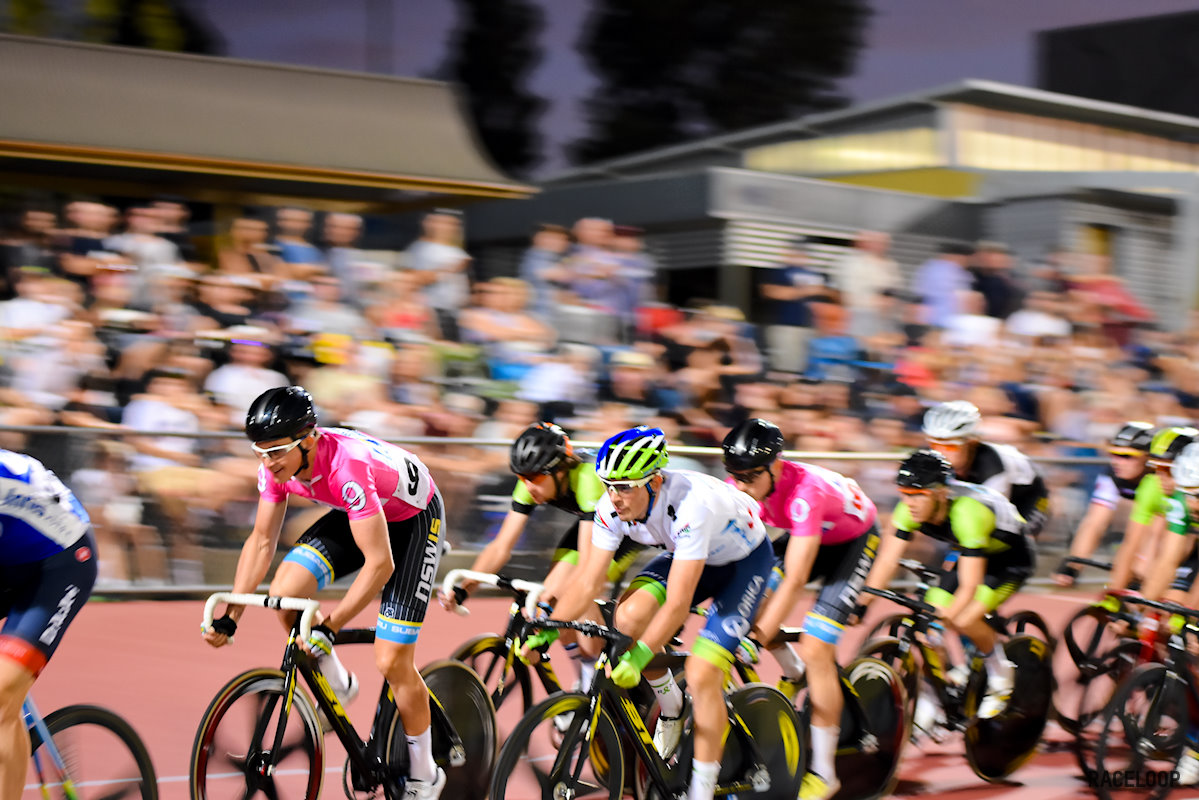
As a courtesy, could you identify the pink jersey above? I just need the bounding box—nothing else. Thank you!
[257,427,435,522]
[733,460,876,545]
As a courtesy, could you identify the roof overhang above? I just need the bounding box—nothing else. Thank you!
[0,35,534,204]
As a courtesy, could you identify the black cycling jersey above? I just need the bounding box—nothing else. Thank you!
[964,441,1050,534]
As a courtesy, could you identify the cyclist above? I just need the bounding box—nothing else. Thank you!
[0,451,96,800]
[438,421,643,688]
[863,449,1034,727]
[922,400,1050,538]
[1053,421,1155,586]
[521,426,774,800]
[722,418,879,800]
[1105,426,1198,593]
[202,386,448,800]
[1137,442,1199,606]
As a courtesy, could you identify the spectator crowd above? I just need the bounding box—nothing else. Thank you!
[0,195,1185,586]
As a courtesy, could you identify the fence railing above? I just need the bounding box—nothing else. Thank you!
[0,425,1111,595]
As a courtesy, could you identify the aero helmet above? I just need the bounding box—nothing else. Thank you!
[245,386,318,443]
[595,426,668,483]
[722,418,784,472]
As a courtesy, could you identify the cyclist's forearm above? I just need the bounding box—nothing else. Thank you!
[639,599,690,655]
[228,531,278,618]
[326,559,393,632]
[864,534,907,595]
[1068,504,1115,558]
[1109,521,1148,590]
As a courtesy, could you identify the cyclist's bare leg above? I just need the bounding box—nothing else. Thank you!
[0,657,35,800]
[801,635,842,727]
[684,655,728,762]
[946,600,996,656]
[376,639,438,783]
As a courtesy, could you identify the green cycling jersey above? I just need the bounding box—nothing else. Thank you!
[892,480,1027,557]
[510,453,606,518]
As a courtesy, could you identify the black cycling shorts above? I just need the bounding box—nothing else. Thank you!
[280,491,445,645]
[931,542,1035,612]
[0,530,97,677]
[1172,543,1199,593]
[769,527,879,645]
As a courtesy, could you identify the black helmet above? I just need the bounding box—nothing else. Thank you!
[245,386,318,443]
[510,422,573,476]
[1110,421,1155,454]
[896,449,954,489]
[722,418,784,472]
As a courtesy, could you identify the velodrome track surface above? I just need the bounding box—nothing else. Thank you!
[24,589,1189,799]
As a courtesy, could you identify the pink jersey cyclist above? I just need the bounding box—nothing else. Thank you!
[265,426,444,645]
[258,427,435,522]
[752,460,877,546]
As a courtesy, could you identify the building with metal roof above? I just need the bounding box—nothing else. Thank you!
[0,35,533,216]
[466,79,1199,325]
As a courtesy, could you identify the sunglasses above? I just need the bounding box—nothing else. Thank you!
[927,439,967,452]
[602,475,655,494]
[250,437,305,460]
[1108,449,1144,459]
[726,466,768,483]
[898,487,934,496]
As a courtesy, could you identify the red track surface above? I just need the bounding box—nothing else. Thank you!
[21,589,1179,799]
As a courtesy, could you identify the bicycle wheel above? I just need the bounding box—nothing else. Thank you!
[189,668,323,800]
[27,704,158,799]
[489,691,624,800]
[451,633,536,722]
[1056,604,1121,733]
[1072,639,1144,777]
[1093,663,1187,800]
[857,636,919,726]
[1006,609,1056,654]
[963,634,1053,782]
[718,684,803,800]
[404,659,498,800]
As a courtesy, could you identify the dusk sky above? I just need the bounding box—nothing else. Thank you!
[187,0,1199,172]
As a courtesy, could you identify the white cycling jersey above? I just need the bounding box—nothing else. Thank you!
[592,469,765,565]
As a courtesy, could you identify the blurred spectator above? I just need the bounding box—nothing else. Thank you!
[804,303,864,381]
[760,236,835,374]
[0,268,75,342]
[0,206,59,296]
[321,212,369,305]
[71,440,166,587]
[970,241,1024,319]
[218,215,283,289]
[1067,253,1153,348]
[835,230,900,338]
[518,223,572,322]
[517,342,599,421]
[6,318,106,412]
[285,274,371,339]
[610,225,656,341]
[103,204,182,310]
[203,336,289,425]
[191,274,255,330]
[597,349,673,415]
[150,196,197,262]
[911,242,973,328]
[273,207,324,278]
[459,278,555,382]
[405,209,471,340]
[942,290,1003,349]
[367,269,439,342]
[55,199,121,286]
[304,336,389,424]
[1005,290,1072,345]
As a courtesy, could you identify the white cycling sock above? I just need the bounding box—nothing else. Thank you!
[687,760,720,800]
[810,725,839,782]
[406,725,437,783]
[984,641,1010,676]
[648,672,684,718]
[318,648,351,694]
[771,644,806,680]
[578,658,597,692]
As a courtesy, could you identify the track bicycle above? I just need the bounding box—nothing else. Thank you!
[441,569,567,719]
[190,592,497,800]
[1090,594,1199,800]
[488,616,804,800]
[24,693,158,799]
[858,584,1053,782]
[728,623,907,800]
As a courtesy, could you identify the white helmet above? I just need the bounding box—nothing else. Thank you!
[1172,442,1199,490]
[922,401,981,441]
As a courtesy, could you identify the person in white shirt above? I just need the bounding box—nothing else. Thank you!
[203,338,289,426]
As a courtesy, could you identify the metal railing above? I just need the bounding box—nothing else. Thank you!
[0,425,1113,596]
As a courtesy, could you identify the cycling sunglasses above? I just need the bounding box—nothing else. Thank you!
[726,466,768,483]
[601,475,655,494]
[250,438,305,459]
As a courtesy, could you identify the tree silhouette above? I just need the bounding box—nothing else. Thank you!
[435,0,547,177]
[571,0,870,165]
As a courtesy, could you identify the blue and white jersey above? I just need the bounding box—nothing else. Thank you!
[0,451,90,564]
[592,469,765,565]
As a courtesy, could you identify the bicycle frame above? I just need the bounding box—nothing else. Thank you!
[24,695,79,799]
